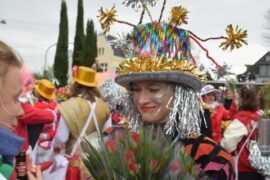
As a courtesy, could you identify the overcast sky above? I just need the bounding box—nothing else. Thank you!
[0,0,269,74]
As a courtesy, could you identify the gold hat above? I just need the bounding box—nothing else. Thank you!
[73,66,98,87]
[35,79,56,100]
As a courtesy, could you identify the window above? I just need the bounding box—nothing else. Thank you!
[98,47,105,55]
[100,63,108,72]
[259,65,270,77]
[266,55,270,62]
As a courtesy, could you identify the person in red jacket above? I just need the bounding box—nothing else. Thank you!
[33,79,58,144]
[223,88,236,110]
[210,103,237,143]
[201,85,237,143]
[15,102,55,151]
[18,66,56,151]
[221,86,264,180]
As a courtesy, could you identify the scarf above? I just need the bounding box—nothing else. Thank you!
[0,127,24,165]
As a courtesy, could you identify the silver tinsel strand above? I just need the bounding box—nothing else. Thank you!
[109,33,134,58]
[165,85,201,139]
[125,91,142,132]
[249,140,270,177]
[122,0,157,10]
[99,78,128,111]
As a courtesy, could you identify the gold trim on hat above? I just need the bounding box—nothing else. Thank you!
[117,57,206,81]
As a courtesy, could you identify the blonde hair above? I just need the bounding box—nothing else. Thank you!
[0,41,22,90]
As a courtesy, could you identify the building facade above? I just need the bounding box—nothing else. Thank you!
[243,51,270,83]
[96,34,125,72]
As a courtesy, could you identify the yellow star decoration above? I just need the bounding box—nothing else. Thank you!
[117,57,205,81]
[220,24,248,51]
[97,6,117,33]
[169,6,189,26]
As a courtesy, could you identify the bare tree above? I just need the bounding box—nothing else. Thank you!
[211,62,234,80]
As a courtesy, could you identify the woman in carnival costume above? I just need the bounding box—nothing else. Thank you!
[16,67,56,151]
[0,41,42,180]
[33,79,58,145]
[15,84,55,152]
[201,84,237,143]
[223,88,236,110]
[221,86,264,180]
[30,79,60,165]
[201,85,222,109]
[97,1,248,179]
[53,66,111,180]
[114,26,235,180]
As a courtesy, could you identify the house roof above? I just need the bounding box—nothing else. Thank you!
[244,51,270,75]
[106,35,117,41]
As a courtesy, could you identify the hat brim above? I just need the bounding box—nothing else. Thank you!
[35,85,56,100]
[201,89,222,101]
[74,78,98,87]
[201,89,221,96]
[115,71,202,90]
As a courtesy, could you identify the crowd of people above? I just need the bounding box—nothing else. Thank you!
[0,9,268,179]
[0,39,269,180]
[201,84,265,179]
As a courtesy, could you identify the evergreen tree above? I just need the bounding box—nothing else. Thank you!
[72,0,85,66]
[259,83,270,111]
[84,19,97,67]
[53,0,68,87]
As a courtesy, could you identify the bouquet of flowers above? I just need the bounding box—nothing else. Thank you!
[82,127,202,180]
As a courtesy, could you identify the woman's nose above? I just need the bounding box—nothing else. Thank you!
[136,91,150,105]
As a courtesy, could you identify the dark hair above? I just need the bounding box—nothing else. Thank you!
[69,82,102,102]
[34,91,50,101]
[239,86,258,112]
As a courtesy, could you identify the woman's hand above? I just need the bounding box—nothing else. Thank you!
[28,165,42,180]
[26,154,42,180]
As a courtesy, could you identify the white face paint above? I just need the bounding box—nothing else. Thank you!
[154,92,165,102]
[153,86,173,116]
[132,81,174,123]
